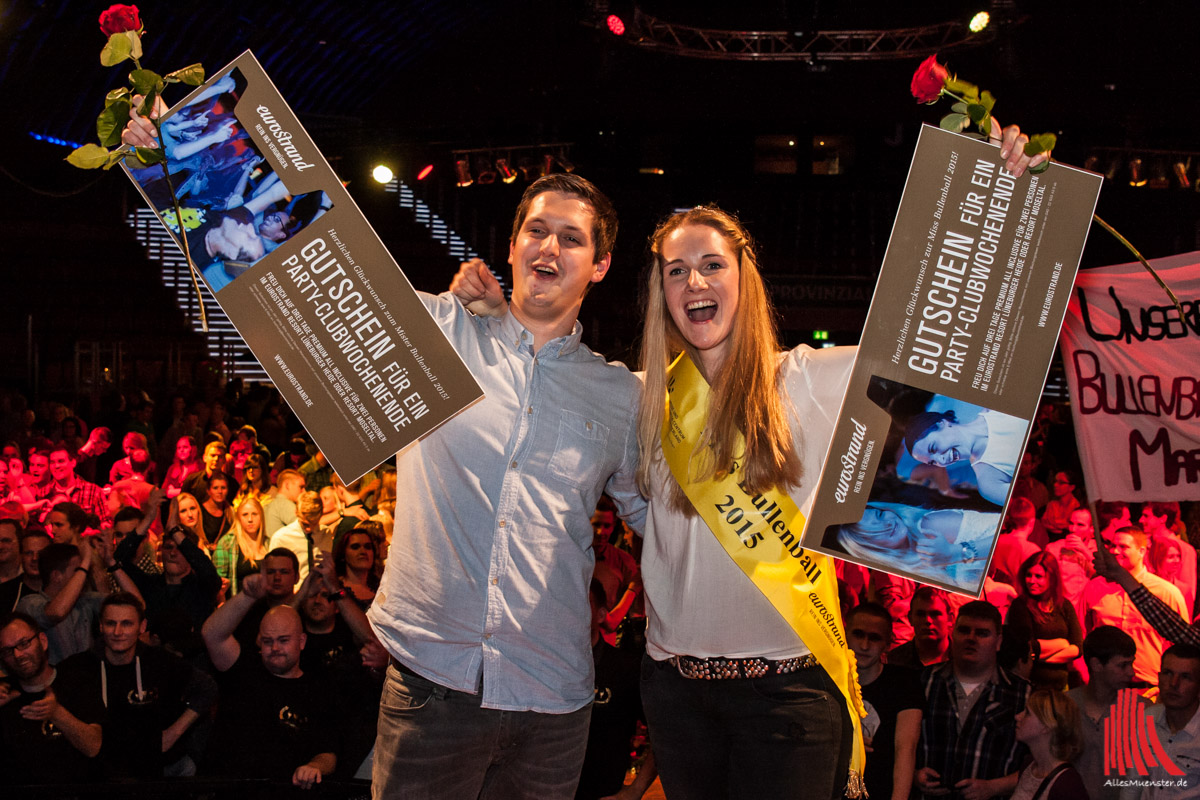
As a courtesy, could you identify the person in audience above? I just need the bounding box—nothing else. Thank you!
[115,519,221,636]
[201,580,338,788]
[0,612,104,784]
[1011,689,1089,799]
[990,497,1043,586]
[198,470,233,552]
[109,432,157,485]
[214,495,269,597]
[180,440,227,501]
[18,536,142,664]
[1142,501,1198,614]
[1068,626,1137,799]
[265,468,305,536]
[888,585,952,669]
[590,495,641,647]
[161,435,202,499]
[916,600,1030,799]
[848,601,922,800]
[1086,526,1188,692]
[1,524,44,612]
[329,473,372,548]
[35,447,111,528]
[0,516,19,584]
[1006,551,1082,690]
[167,491,208,551]
[1040,470,1082,540]
[575,578,657,800]
[298,447,334,493]
[57,592,217,778]
[233,452,273,510]
[1150,535,1194,617]
[1130,643,1200,798]
[270,490,325,585]
[231,547,301,649]
[332,526,380,608]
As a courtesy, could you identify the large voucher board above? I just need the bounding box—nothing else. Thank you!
[800,125,1103,595]
[122,51,484,482]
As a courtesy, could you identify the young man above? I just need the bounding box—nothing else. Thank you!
[1086,526,1189,691]
[269,490,326,585]
[916,601,1030,800]
[0,612,104,784]
[58,593,217,778]
[115,518,222,635]
[887,585,952,669]
[1067,625,1137,799]
[1135,643,1200,799]
[265,468,306,536]
[847,602,923,800]
[366,173,645,799]
[0,517,20,583]
[0,526,46,612]
[34,447,111,528]
[202,586,338,789]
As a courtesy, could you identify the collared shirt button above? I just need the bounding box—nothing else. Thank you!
[527,406,533,414]
[484,632,492,639]
[491,578,498,585]
[586,421,593,430]
[511,461,518,469]
[498,520,506,528]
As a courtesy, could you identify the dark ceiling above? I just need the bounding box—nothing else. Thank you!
[3,0,1200,378]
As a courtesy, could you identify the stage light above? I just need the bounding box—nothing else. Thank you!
[417,164,434,181]
[813,330,829,341]
[543,153,556,176]
[1174,161,1191,190]
[1104,157,1122,181]
[638,167,665,175]
[372,165,394,184]
[1149,161,1170,189]
[496,158,518,183]
[477,158,497,185]
[1128,158,1146,187]
[557,153,576,173]
[607,15,625,36]
[969,11,990,33]
[455,159,473,187]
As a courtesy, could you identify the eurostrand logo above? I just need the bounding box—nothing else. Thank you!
[1104,688,1184,778]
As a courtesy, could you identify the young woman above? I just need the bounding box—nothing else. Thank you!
[634,206,862,798]
[902,408,1025,505]
[233,453,273,510]
[213,496,268,596]
[1005,552,1082,690]
[1011,690,1088,799]
[168,491,210,553]
[333,527,381,608]
[832,502,996,591]
[199,472,233,551]
[162,436,203,499]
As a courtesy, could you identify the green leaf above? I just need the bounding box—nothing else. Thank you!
[165,64,206,86]
[105,87,131,105]
[67,144,112,169]
[126,30,143,62]
[1024,133,1058,156]
[966,103,989,125]
[939,113,968,132]
[130,69,164,96]
[951,102,968,114]
[979,115,992,137]
[103,151,128,171]
[135,147,165,166]
[96,101,131,147]
[1028,161,1051,175]
[100,32,132,67]
[979,90,996,114]
[138,88,159,118]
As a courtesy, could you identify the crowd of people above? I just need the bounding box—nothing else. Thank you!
[5,126,1200,799]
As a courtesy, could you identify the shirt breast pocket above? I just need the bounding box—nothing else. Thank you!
[548,410,610,490]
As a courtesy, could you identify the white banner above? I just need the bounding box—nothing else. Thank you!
[1060,251,1200,501]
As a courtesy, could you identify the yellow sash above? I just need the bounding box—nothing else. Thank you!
[663,352,867,798]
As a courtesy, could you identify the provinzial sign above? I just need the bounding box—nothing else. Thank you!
[1060,250,1200,502]
[800,124,1103,595]
[121,51,484,482]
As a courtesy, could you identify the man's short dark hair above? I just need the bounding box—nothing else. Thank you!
[264,547,300,574]
[112,507,143,527]
[510,174,618,262]
[847,601,893,630]
[1082,625,1137,666]
[0,518,19,537]
[0,611,40,640]
[955,600,1002,632]
[1163,643,1200,665]
[910,585,950,615]
[101,591,145,622]
[1096,500,1129,531]
[998,623,1033,672]
[38,542,80,579]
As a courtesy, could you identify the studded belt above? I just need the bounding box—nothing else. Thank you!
[667,653,819,680]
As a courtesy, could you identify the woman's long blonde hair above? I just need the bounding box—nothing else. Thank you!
[231,496,268,567]
[636,206,801,514]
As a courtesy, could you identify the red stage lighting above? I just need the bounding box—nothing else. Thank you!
[417,164,434,181]
[606,15,625,36]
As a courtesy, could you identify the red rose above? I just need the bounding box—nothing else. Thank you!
[99,4,141,37]
[910,55,949,104]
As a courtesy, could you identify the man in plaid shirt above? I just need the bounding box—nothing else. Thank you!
[34,447,111,528]
[916,600,1030,799]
